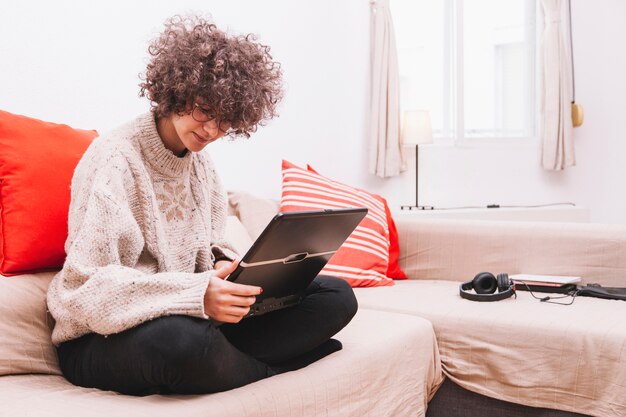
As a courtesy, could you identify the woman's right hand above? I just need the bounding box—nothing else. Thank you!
[203,259,262,324]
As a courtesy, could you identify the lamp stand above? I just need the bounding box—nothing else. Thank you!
[401,144,434,210]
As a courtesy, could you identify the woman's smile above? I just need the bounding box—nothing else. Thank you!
[193,131,211,144]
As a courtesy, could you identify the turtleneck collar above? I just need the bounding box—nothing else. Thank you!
[135,112,192,177]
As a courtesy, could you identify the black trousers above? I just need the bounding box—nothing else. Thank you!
[56,275,357,395]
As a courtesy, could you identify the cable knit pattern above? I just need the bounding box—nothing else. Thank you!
[46,112,238,346]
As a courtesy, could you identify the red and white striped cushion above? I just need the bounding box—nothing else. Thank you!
[280,160,394,287]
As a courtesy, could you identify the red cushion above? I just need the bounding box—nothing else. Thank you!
[0,110,97,276]
[281,160,394,287]
[383,201,408,280]
[306,165,406,280]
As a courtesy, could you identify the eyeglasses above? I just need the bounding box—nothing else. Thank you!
[191,103,216,123]
[191,103,237,137]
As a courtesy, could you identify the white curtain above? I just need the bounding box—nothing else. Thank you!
[540,0,575,170]
[369,0,405,178]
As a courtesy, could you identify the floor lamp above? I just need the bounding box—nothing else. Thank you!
[400,110,433,210]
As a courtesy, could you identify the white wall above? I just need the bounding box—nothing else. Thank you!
[568,0,626,224]
[363,0,626,224]
[1,0,624,223]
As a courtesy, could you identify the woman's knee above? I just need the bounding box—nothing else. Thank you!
[315,276,358,323]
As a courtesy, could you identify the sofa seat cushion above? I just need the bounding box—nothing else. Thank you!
[0,309,443,417]
[354,280,626,417]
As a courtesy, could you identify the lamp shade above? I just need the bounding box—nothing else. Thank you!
[401,110,433,145]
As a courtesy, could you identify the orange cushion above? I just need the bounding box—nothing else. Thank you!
[0,110,97,276]
[281,160,394,287]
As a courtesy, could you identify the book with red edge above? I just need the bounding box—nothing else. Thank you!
[510,274,580,294]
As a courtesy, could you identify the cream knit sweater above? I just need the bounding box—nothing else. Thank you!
[46,112,238,346]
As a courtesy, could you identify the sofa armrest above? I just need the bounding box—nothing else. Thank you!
[396,218,626,287]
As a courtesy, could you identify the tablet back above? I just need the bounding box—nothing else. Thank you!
[226,207,368,316]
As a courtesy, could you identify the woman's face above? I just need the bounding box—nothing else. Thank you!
[159,105,232,156]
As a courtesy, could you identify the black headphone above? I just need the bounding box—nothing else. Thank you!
[459,272,516,302]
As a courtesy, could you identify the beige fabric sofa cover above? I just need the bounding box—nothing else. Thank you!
[353,217,626,417]
[395,217,626,287]
[355,280,626,417]
[3,189,626,417]
[228,193,626,417]
[0,267,442,417]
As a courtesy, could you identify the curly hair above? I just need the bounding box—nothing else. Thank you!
[139,15,283,138]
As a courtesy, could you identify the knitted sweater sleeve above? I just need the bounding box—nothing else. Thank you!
[47,153,212,342]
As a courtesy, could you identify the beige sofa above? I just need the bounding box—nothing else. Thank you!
[359,217,626,417]
[228,191,626,417]
[1,191,625,417]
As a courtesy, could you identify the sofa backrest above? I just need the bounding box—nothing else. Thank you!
[226,190,626,287]
[227,190,280,241]
[396,217,626,287]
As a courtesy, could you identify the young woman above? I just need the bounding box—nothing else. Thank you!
[46,15,357,396]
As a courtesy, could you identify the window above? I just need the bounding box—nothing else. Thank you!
[391,0,537,141]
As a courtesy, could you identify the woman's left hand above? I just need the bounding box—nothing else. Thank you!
[203,259,262,324]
